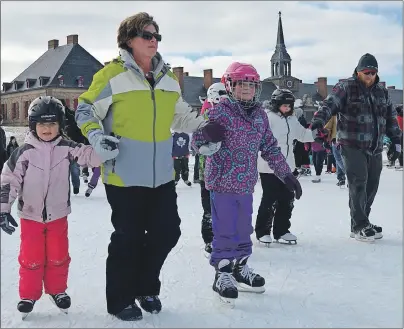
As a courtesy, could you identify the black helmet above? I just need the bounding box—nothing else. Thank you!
[28,96,65,132]
[271,89,295,108]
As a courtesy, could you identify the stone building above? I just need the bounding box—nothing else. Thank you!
[1,34,104,125]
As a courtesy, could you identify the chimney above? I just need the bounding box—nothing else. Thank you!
[203,69,213,90]
[387,86,396,89]
[48,39,59,49]
[172,67,184,92]
[67,34,79,45]
[184,72,189,76]
[317,77,328,99]
[379,81,386,88]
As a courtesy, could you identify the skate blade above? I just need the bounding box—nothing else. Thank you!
[258,241,272,247]
[218,295,235,308]
[203,251,211,259]
[237,283,265,294]
[21,312,30,320]
[275,239,297,245]
[354,236,375,243]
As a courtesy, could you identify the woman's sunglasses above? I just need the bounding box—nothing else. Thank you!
[137,31,162,42]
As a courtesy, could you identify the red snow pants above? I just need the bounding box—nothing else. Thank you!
[18,217,71,300]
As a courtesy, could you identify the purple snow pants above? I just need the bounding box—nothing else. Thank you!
[209,191,254,267]
[88,167,101,188]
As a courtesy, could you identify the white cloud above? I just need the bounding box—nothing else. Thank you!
[1,1,402,88]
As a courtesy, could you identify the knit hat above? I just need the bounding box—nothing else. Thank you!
[356,53,378,72]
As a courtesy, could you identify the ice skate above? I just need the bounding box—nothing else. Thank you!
[204,242,212,258]
[184,180,192,187]
[311,175,321,183]
[233,256,265,293]
[17,299,35,320]
[351,225,375,242]
[275,232,297,244]
[336,179,346,188]
[136,295,162,314]
[257,234,272,246]
[114,303,143,321]
[212,259,238,307]
[85,187,94,197]
[49,292,71,314]
[395,165,403,171]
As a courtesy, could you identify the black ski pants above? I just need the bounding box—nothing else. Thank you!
[255,173,295,240]
[104,181,181,315]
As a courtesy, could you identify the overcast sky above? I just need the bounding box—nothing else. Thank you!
[1,1,403,88]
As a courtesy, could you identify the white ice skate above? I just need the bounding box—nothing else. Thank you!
[275,232,297,244]
[258,235,272,246]
[311,175,321,183]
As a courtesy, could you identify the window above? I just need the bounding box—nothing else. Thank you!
[77,76,84,87]
[65,99,70,108]
[11,103,17,120]
[73,98,78,110]
[58,75,64,86]
[24,101,30,118]
[15,102,19,120]
[1,104,6,120]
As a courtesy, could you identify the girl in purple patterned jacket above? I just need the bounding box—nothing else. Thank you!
[192,62,302,306]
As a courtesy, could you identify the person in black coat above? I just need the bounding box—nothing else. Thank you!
[0,115,7,173]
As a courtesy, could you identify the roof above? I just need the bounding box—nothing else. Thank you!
[182,76,278,107]
[3,43,104,94]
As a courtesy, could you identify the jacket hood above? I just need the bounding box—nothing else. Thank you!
[119,48,166,79]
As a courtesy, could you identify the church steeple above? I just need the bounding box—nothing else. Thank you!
[271,11,291,77]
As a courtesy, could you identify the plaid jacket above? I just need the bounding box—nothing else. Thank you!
[312,74,402,155]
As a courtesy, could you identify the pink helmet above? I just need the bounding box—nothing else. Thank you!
[222,62,262,107]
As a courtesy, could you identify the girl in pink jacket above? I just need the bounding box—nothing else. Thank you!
[0,97,106,318]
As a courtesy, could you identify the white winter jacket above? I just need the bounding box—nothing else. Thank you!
[258,110,314,174]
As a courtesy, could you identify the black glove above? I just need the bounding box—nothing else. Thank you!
[283,173,302,200]
[0,212,18,235]
[201,121,226,143]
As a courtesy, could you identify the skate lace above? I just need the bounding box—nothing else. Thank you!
[239,264,257,285]
[217,272,237,289]
[54,293,68,302]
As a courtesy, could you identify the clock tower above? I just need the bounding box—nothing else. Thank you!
[264,12,300,92]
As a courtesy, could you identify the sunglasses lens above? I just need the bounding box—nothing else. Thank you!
[140,31,161,42]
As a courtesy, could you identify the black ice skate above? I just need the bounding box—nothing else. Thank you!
[49,292,71,313]
[336,179,346,187]
[213,259,238,307]
[115,303,143,321]
[233,256,265,293]
[351,225,375,242]
[351,223,382,240]
[184,180,192,187]
[136,295,162,314]
[17,299,36,320]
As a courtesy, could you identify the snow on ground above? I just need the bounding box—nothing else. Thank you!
[2,126,29,145]
[1,156,402,328]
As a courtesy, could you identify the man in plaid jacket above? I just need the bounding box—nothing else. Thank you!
[311,53,402,242]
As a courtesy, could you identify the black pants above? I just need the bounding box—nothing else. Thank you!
[200,181,213,243]
[312,150,326,175]
[340,146,383,232]
[194,154,200,181]
[294,141,310,167]
[174,157,189,182]
[400,137,404,166]
[255,173,295,240]
[326,152,336,172]
[104,182,181,315]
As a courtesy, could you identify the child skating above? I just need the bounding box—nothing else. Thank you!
[0,96,118,319]
[256,89,313,245]
[192,63,302,306]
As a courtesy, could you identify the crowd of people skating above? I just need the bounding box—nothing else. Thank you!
[0,11,402,321]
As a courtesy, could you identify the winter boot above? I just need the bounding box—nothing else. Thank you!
[213,259,238,306]
[233,256,265,293]
[115,303,143,321]
[136,296,162,314]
